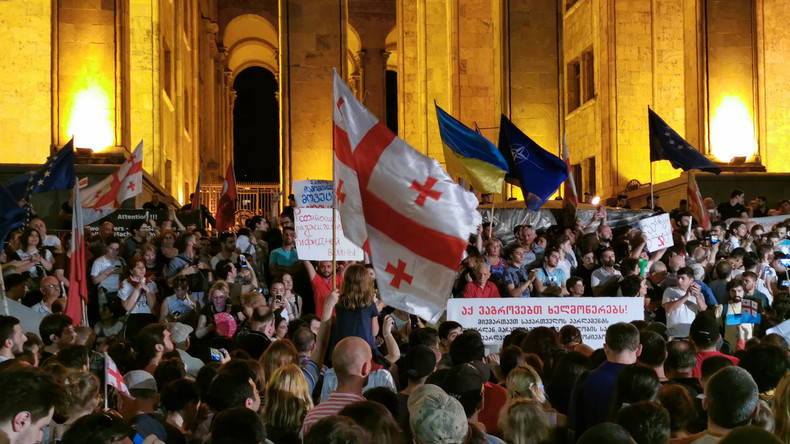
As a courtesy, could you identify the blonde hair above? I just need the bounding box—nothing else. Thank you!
[259,339,299,382]
[502,399,552,444]
[62,370,100,417]
[506,365,546,403]
[241,291,265,308]
[262,364,313,430]
[339,264,374,311]
[208,281,230,298]
[773,372,790,442]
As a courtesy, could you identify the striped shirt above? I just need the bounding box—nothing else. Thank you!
[301,391,365,434]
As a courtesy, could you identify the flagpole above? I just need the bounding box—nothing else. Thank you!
[104,352,109,411]
[0,271,8,316]
[489,199,495,238]
[650,157,655,211]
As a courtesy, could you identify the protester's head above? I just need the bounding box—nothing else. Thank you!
[304,415,371,444]
[690,313,720,349]
[639,331,667,368]
[0,368,61,444]
[60,410,132,444]
[700,356,735,390]
[605,322,641,356]
[39,313,75,348]
[0,315,26,355]
[738,344,790,394]
[609,363,661,419]
[408,384,468,444]
[215,259,236,282]
[339,264,375,310]
[705,366,759,429]
[409,327,439,349]
[664,339,697,377]
[449,330,485,365]
[259,339,298,382]
[566,276,585,296]
[135,323,173,367]
[506,364,545,403]
[441,362,487,418]
[657,384,696,437]
[438,321,463,351]
[621,275,647,297]
[577,422,636,444]
[207,372,260,413]
[400,345,437,384]
[211,407,266,444]
[57,345,90,370]
[501,399,552,444]
[160,378,201,428]
[332,337,373,380]
[339,401,406,444]
[292,327,316,354]
[262,364,313,431]
[615,401,671,444]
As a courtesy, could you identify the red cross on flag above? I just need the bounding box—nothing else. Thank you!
[105,352,130,396]
[81,141,144,225]
[332,70,481,323]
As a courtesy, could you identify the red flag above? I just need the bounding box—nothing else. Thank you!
[216,163,237,232]
[65,178,87,325]
[105,352,130,396]
[192,170,202,211]
[332,70,481,323]
[688,175,710,230]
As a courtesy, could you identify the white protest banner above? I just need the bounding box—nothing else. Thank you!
[294,207,364,261]
[447,297,644,350]
[732,215,788,231]
[294,179,334,208]
[637,213,674,252]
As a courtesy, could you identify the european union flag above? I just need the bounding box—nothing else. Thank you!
[435,103,509,194]
[498,115,568,210]
[649,109,721,174]
[0,183,24,242]
[5,139,75,201]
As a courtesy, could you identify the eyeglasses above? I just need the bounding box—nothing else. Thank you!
[41,284,58,290]
[174,286,187,290]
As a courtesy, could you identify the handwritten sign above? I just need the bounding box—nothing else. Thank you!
[637,213,674,252]
[447,297,644,350]
[294,208,363,261]
[294,180,334,208]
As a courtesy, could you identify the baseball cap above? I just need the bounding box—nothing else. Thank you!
[440,362,487,418]
[123,370,157,392]
[170,322,193,345]
[690,314,720,345]
[408,384,468,444]
[400,345,437,381]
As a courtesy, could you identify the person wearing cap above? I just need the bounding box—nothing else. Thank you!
[302,337,372,435]
[396,345,437,439]
[690,313,739,379]
[118,370,168,441]
[408,384,470,444]
[440,361,506,443]
[169,322,203,377]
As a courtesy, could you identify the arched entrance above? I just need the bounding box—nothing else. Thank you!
[233,67,279,182]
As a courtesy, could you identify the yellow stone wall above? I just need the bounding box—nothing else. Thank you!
[757,0,790,173]
[0,0,51,162]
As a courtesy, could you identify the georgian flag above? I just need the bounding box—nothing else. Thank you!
[81,141,144,225]
[105,353,130,396]
[332,70,481,323]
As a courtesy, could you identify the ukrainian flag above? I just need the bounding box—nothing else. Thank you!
[435,103,509,194]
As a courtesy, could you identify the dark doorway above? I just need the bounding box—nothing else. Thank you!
[233,67,279,183]
[385,70,398,134]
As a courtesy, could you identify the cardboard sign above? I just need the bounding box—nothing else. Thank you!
[294,180,334,208]
[294,207,363,261]
[447,297,644,350]
[637,213,674,252]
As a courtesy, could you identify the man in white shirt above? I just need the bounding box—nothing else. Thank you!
[91,237,124,303]
[662,267,707,337]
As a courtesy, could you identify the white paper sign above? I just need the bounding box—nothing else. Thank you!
[294,208,363,261]
[447,297,644,350]
[637,213,674,252]
[294,179,334,208]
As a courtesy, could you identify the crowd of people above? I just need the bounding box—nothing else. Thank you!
[2,188,790,443]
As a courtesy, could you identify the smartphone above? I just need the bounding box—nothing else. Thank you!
[275,294,283,303]
[711,234,719,245]
[209,348,222,361]
[239,255,247,268]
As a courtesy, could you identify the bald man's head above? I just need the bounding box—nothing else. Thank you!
[332,337,372,377]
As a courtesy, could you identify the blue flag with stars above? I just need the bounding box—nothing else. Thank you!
[649,108,721,174]
[4,139,75,201]
[0,183,25,243]
[498,114,568,210]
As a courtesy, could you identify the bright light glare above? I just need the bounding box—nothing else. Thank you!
[710,95,756,163]
[591,196,601,205]
[68,79,114,152]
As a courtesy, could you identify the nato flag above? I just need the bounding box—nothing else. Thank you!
[649,108,721,174]
[4,139,75,201]
[498,114,568,210]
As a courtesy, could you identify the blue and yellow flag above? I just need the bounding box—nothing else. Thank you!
[435,104,508,193]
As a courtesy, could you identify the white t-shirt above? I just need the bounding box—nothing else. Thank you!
[15,249,53,279]
[118,278,157,314]
[91,256,124,292]
[662,286,701,338]
[591,267,622,292]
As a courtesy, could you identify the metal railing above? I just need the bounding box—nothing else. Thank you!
[200,182,280,227]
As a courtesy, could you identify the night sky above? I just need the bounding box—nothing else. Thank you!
[233,67,280,183]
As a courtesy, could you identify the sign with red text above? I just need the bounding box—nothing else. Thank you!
[294,207,364,261]
[637,213,674,252]
[294,179,334,208]
[447,297,644,350]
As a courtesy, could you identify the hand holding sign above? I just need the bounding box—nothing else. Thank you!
[637,213,674,252]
